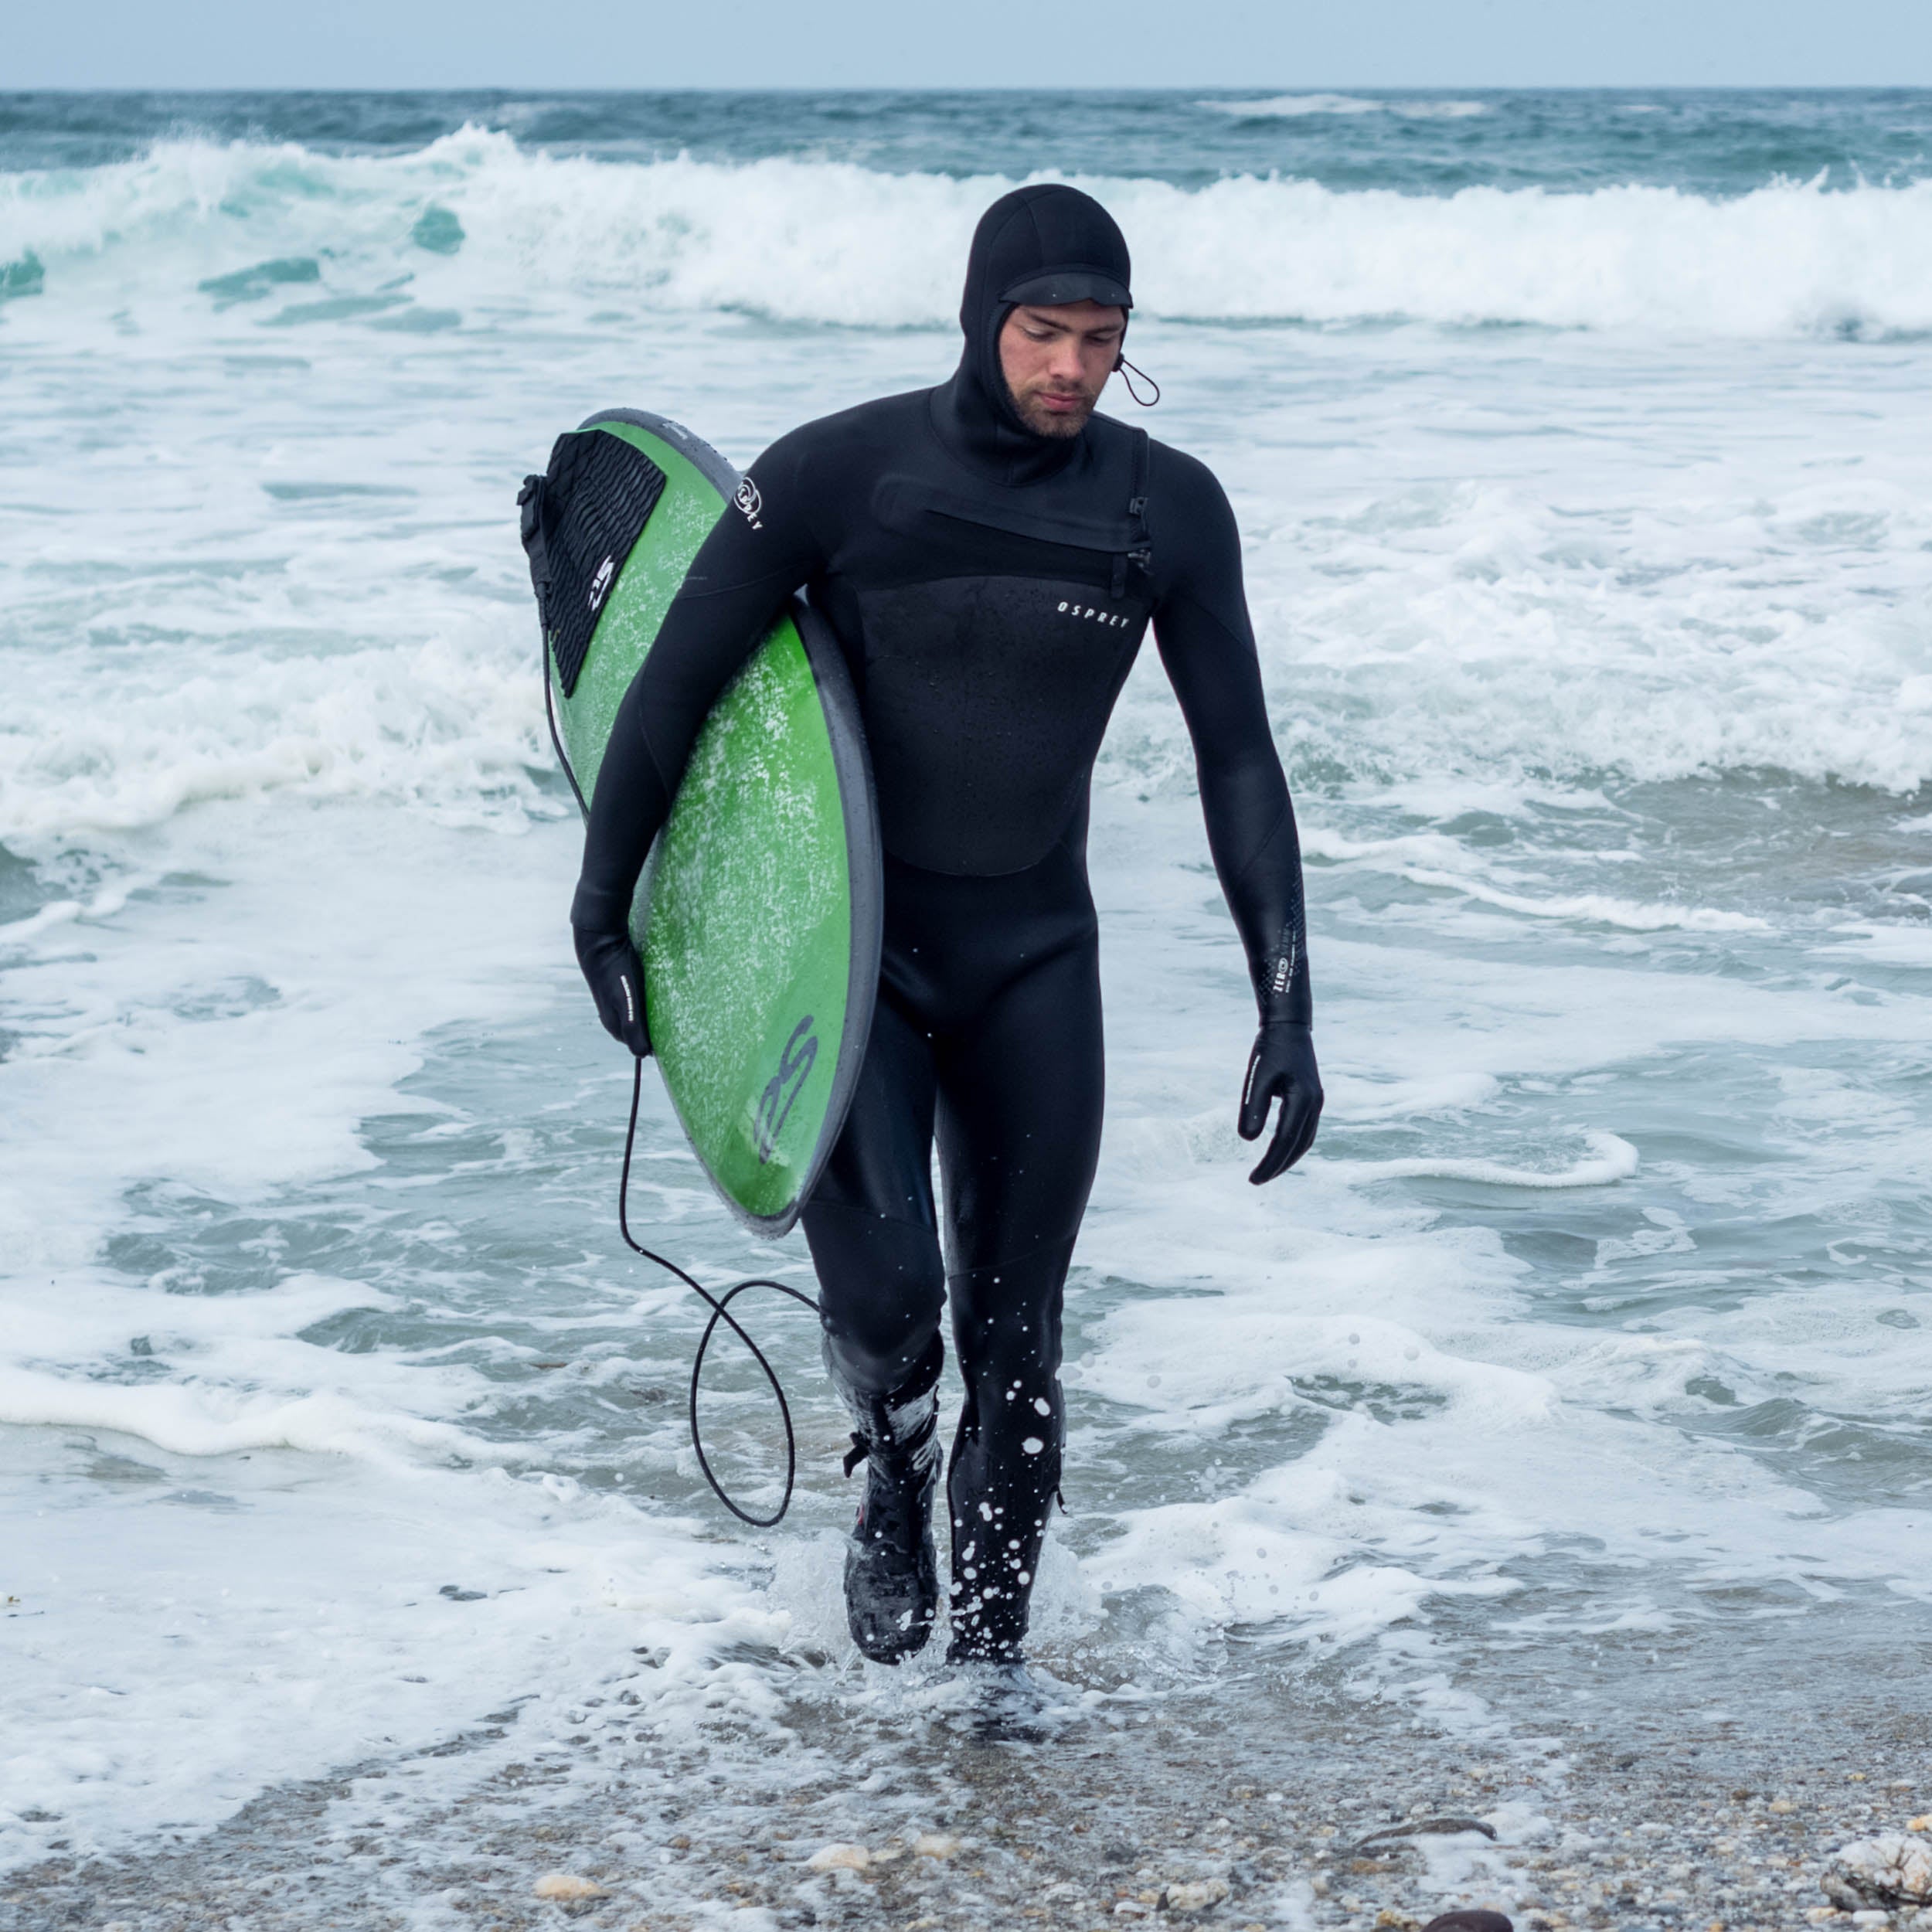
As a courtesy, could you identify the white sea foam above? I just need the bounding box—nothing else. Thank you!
[1203,94,1491,121]
[1383,869,1771,933]
[1296,833,1775,931]
[1322,1131,1641,1190]
[3,128,1931,338]
[0,637,548,843]
[3,1423,770,1866]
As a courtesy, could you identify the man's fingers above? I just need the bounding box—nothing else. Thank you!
[1247,1094,1294,1184]
[1282,1086,1323,1170]
[1248,1086,1322,1185]
[1278,1102,1320,1173]
[577,927,651,1059]
[1237,1043,1272,1141]
[1248,1124,1295,1183]
[612,961,649,1058]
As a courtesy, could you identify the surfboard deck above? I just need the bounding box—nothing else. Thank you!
[525,409,881,1237]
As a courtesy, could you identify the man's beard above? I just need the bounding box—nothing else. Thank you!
[1008,381,1098,439]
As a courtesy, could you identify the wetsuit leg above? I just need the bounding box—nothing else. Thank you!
[801,994,946,1406]
[804,835,1104,1662]
[937,928,1105,1660]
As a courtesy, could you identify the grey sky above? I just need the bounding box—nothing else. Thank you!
[10,0,1930,90]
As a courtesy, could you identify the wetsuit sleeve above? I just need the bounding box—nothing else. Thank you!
[1148,447,1312,1027]
[570,430,829,933]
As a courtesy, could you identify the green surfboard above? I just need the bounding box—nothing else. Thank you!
[524,409,882,1236]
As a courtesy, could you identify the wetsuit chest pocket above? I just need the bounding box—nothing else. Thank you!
[872,476,1152,601]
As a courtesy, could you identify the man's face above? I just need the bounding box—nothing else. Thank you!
[997,299,1128,438]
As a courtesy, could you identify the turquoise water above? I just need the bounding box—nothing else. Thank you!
[2,88,1930,1893]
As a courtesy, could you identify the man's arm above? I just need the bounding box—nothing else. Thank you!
[1148,444,1322,1182]
[571,430,826,1053]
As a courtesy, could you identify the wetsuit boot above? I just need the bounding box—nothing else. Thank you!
[944,1375,1063,1667]
[836,1355,943,1664]
[944,1492,1052,1665]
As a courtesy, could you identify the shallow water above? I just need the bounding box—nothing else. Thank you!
[2,90,1930,1889]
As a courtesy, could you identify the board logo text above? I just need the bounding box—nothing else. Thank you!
[753,1015,818,1165]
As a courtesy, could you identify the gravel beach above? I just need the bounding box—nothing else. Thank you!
[8,1624,1927,1932]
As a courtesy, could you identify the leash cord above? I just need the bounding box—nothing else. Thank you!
[617,1056,819,1529]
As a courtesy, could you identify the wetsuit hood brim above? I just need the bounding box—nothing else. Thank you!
[999,269,1133,311]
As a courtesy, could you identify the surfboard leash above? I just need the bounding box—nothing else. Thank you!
[617,1056,820,1529]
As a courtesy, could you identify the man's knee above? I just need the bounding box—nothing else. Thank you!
[947,1240,1071,1396]
[804,1199,947,1397]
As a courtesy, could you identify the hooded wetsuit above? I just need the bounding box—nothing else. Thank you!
[572,185,1317,1658]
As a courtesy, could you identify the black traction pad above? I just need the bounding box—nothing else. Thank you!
[519,429,667,698]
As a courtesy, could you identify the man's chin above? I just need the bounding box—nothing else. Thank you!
[1012,390,1105,440]
[1016,395,1096,438]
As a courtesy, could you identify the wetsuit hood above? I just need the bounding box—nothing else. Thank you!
[933,185,1133,486]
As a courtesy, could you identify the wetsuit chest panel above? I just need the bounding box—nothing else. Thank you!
[852,574,1149,876]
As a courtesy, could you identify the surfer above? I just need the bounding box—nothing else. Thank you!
[572,185,1321,1671]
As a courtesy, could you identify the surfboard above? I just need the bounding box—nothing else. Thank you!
[521,409,882,1237]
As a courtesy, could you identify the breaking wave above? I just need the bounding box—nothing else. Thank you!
[3,127,1932,338]
[1202,94,1491,121]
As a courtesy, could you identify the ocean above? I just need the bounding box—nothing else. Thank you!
[3,88,1930,1920]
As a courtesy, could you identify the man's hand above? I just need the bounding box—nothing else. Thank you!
[573,924,651,1058]
[1238,1021,1322,1183]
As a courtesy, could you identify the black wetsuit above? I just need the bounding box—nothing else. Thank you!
[573,185,1318,1658]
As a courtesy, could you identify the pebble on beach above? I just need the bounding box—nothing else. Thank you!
[1165,1877,1231,1912]
[531,1873,609,1901]
[805,1842,871,1872]
[1823,1834,1932,1911]
[912,1832,959,1859]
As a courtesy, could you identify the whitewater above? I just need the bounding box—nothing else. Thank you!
[2,89,1930,1929]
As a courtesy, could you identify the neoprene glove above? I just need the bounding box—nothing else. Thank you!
[1238,1020,1323,1184]
[573,924,651,1059]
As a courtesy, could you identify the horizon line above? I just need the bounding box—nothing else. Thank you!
[7,81,1932,96]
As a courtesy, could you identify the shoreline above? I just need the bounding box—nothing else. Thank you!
[8,1651,1927,1932]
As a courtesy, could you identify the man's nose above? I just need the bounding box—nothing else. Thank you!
[1049,340,1087,381]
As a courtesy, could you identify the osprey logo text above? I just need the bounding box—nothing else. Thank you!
[588,553,616,612]
[752,1015,818,1165]
[1056,600,1131,628]
[733,477,764,530]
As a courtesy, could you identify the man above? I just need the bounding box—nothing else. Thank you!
[571,185,1321,1674]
